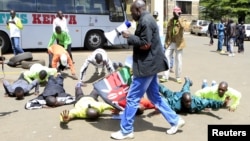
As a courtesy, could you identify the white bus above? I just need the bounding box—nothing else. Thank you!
[0,0,128,54]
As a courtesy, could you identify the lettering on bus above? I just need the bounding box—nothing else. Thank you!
[32,14,77,24]
[0,13,28,24]
[0,13,77,24]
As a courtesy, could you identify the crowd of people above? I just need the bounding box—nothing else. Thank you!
[209,17,246,56]
[3,0,243,140]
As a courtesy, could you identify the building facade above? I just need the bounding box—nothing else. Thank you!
[126,0,200,31]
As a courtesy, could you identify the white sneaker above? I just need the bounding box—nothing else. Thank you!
[166,118,185,135]
[111,130,134,140]
[211,80,217,86]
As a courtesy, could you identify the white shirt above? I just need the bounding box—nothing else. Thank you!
[79,48,115,81]
[53,17,69,33]
[8,17,22,37]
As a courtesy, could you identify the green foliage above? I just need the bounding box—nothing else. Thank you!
[199,0,250,23]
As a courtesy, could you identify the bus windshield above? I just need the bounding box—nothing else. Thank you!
[0,0,128,53]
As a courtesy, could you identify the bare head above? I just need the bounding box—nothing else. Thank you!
[55,26,62,34]
[14,87,24,100]
[217,81,228,97]
[45,96,57,107]
[130,0,146,21]
[10,10,16,19]
[181,92,192,109]
[39,70,47,80]
[57,11,63,19]
[95,53,103,64]
[86,104,100,119]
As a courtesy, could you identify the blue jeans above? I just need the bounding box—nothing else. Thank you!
[120,74,179,134]
[228,37,235,53]
[217,35,224,51]
[11,37,24,55]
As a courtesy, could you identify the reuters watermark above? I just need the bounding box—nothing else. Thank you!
[208,125,249,140]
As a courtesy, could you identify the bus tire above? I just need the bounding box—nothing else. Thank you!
[0,32,11,54]
[84,30,105,50]
[9,52,33,66]
[21,59,46,69]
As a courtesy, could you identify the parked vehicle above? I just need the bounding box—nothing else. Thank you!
[244,24,250,40]
[190,20,209,36]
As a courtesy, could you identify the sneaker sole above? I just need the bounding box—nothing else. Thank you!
[111,133,134,140]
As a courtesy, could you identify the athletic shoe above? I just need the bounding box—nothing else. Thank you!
[166,118,185,135]
[159,78,168,83]
[111,130,134,140]
[176,78,182,84]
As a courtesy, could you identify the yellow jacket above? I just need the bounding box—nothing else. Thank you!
[165,17,186,50]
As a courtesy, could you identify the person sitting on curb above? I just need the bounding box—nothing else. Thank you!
[2,75,39,100]
[194,80,241,112]
[25,73,75,110]
[48,44,78,80]
[23,63,57,85]
[60,82,114,124]
[158,77,230,114]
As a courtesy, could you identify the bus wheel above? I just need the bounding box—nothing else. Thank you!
[84,30,105,50]
[0,32,11,54]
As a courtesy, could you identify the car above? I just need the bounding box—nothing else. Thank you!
[190,20,209,36]
[244,24,250,40]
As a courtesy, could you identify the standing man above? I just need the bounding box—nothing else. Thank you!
[6,10,24,55]
[160,6,186,84]
[48,26,73,62]
[217,18,225,52]
[227,19,236,57]
[110,1,185,140]
[237,21,245,53]
[53,10,69,33]
[208,19,215,46]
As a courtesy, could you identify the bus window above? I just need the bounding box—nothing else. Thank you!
[109,0,125,22]
[0,0,128,53]
[37,0,56,12]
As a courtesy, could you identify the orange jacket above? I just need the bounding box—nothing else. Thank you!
[48,44,76,75]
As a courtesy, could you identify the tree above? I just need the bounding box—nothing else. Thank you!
[200,0,250,23]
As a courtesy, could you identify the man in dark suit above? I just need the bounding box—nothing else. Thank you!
[208,19,215,45]
[110,0,185,140]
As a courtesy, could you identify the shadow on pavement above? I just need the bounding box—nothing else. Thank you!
[0,110,18,117]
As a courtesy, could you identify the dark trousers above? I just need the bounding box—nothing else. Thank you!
[238,38,244,53]
[75,87,99,102]
[209,34,214,44]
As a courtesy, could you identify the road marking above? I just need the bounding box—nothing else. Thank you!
[0,71,22,74]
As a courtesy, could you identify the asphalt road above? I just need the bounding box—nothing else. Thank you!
[0,34,249,141]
